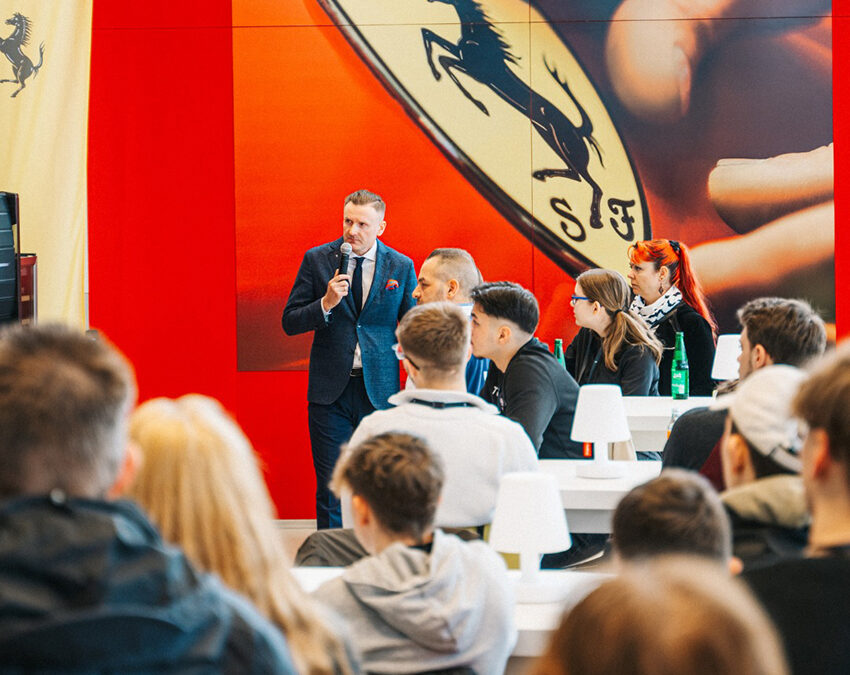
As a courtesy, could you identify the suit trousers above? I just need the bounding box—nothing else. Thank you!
[307,373,375,529]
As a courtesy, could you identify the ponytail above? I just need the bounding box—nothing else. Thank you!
[577,268,664,371]
[629,239,717,337]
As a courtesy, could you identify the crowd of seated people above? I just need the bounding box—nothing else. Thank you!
[1,241,846,673]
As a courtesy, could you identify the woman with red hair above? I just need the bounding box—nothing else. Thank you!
[628,239,717,396]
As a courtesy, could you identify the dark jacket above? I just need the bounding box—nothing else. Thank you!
[745,551,850,675]
[662,406,726,473]
[564,327,659,395]
[282,237,417,409]
[653,302,716,396]
[482,337,582,459]
[0,496,295,673]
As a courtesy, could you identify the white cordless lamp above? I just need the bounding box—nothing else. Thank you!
[571,384,630,479]
[712,334,741,382]
[489,472,571,603]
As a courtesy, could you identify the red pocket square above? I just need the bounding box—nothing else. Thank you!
[385,279,399,290]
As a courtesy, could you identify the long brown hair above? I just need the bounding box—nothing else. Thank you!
[629,239,717,335]
[578,269,662,371]
[127,395,354,675]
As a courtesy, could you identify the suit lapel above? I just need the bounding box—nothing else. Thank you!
[363,241,388,313]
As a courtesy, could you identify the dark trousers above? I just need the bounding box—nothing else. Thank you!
[308,373,374,529]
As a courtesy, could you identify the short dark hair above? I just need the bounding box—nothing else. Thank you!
[794,344,850,489]
[333,432,444,541]
[612,469,731,563]
[398,302,469,373]
[737,298,826,366]
[344,188,386,216]
[470,281,539,334]
[0,323,135,499]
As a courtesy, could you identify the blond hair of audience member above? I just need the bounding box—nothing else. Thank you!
[127,395,354,675]
[576,268,663,371]
[530,556,788,675]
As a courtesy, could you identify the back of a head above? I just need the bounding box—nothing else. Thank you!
[333,432,444,541]
[128,394,354,675]
[533,556,788,675]
[612,469,731,563]
[794,343,850,491]
[0,323,134,499]
[398,301,469,373]
[128,394,277,576]
[470,281,539,335]
[737,297,826,367]
[426,248,482,300]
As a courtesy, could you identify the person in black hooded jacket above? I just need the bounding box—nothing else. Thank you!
[0,323,295,674]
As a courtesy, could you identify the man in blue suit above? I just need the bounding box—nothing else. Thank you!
[282,189,417,528]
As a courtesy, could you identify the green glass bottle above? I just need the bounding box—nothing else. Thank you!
[554,338,566,369]
[671,331,690,400]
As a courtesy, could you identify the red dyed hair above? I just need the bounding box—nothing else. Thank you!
[628,239,717,335]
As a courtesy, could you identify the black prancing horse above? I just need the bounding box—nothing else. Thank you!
[422,0,605,230]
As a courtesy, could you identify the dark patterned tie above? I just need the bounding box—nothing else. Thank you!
[352,256,364,315]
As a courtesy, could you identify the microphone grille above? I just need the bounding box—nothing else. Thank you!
[340,242,352,254]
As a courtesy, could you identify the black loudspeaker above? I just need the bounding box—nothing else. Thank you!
[0,193,20,324]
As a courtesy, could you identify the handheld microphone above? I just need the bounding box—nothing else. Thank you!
[338,242,352,277]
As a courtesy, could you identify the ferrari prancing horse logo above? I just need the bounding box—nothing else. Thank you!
[0,13,44,98]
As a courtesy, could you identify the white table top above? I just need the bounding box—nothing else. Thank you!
[539,459,662,510]
[623,396,713,430]
[293,566,610,657]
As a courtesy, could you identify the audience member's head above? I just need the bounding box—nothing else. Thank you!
[0,323,135,500]
[469,281,539,361]
[413,248,482,305]
[128,394,353,675]
[736,297,826,378]
[793,344,850,544]
[332,432,444,552]
[531,556,788,675]
[612,469,732,566]
[714,365,806,490]
[396,301,469,387]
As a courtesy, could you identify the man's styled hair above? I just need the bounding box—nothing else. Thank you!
[794,344,850,488]
[332,432,444,541]
[0,324,135,499]
[470,281,539,335]
[612,469,731,563]
[344,188,386,216]
[531,557,789,675]
[425,248,483,298]
[737,297,826,366]
[397,302,468,374]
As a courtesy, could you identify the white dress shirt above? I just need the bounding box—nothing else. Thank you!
[322,240,378,370]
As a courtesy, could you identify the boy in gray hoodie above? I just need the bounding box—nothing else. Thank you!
[313,432,516,674]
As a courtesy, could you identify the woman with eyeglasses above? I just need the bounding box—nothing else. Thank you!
[628,239,717,396]
[567,268,663,395]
